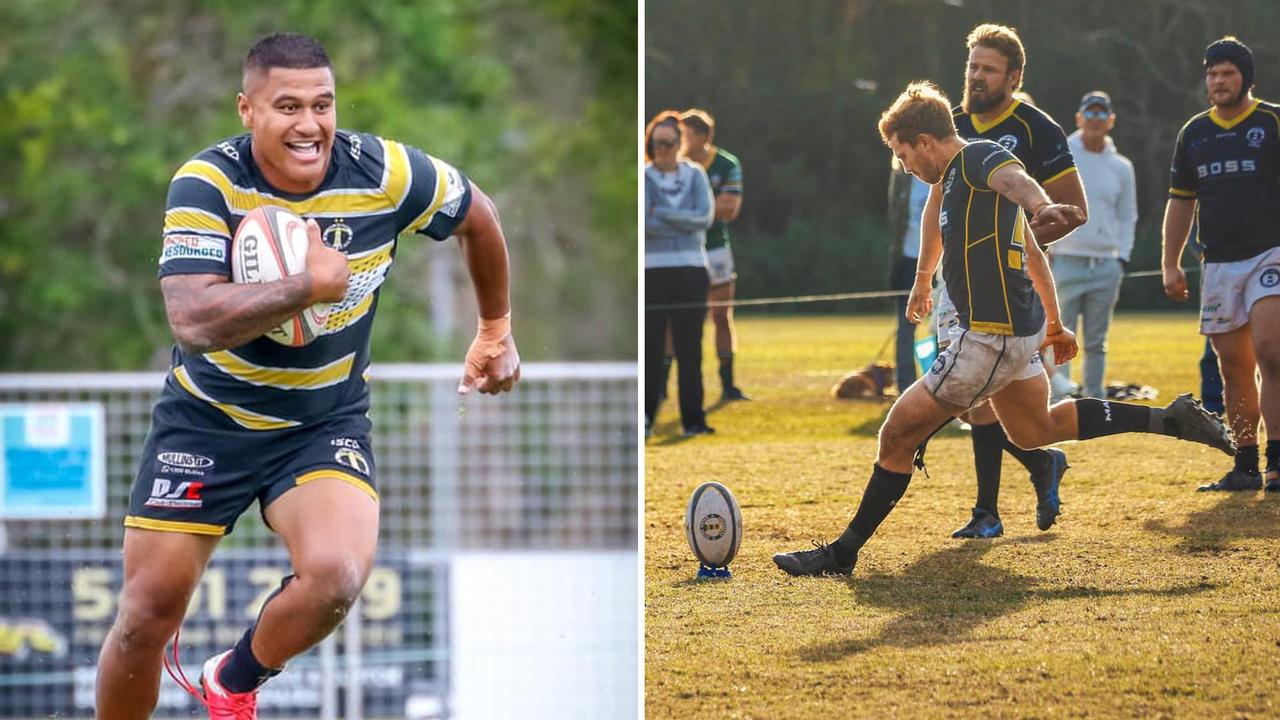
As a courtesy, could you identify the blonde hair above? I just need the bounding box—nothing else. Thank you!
[878,81,957,146]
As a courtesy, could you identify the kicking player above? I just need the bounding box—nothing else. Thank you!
[774,82,1232,578]
[675,109,747,401]
[938,24,1089,539]
[1163,37,1280,492]
[96,34,520,719]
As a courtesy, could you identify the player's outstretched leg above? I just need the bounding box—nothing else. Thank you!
[97,530,219,720]
[196,476,379,716]
[774,380,956,577]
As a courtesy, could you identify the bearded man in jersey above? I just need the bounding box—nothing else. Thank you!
[96,33,520,719]
[933,24,1089,539]
[1164,36,1280,492]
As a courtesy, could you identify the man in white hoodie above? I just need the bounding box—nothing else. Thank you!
[1052,91,1138,399]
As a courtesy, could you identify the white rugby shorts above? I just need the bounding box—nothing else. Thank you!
[935,284,960,347]
[707,245,736,286]
[924,323,1046,410]
[1199,245,1280,334]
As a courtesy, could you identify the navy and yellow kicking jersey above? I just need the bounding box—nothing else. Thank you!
[158,130,472,429]
[700,147,742,250]
[1170,99,1280,263]
[953,100,1076,190]
[938,140,1045,336]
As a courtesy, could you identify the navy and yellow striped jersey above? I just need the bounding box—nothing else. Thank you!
[157,130,472,429]
[1169,99,1280,263]
[953,100,1076,188]
[938,140,1045,337]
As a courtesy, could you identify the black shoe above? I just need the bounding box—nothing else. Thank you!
[1165,393,1235,455]
[1266,469,1280,492]
[682,424,716,438]
[1031,448,1068,531]
[951,507,1004,538]
[721,386,751,402]
[1197,468,1262,492]
[772,541,855,577]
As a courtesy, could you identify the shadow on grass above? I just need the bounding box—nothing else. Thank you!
[1144,491,1280,554]
[795,541,1217,661]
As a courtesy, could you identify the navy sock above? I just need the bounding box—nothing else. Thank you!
[718,352,734,390]
[1075,398,1165,439]
[998,423,1052,476]
[971,422,1004,515]
[834,464,911,563]
[1266,440,1280,472]
[1235,444,1259,474]
[217,625,279,694]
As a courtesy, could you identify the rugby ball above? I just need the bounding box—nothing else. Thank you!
[684,482,743,568]
[231,206,331,347]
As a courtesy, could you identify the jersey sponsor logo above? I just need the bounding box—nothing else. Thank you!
[1196,159,1257,178]
[335,447,371,475]
[944,167,956,194]
[216,141,240,161]
[939,210,949,227]
[157,451,214,469]
[439,166,467,218]
[982,149,1006,165]
[997,134,1018,151]
[347,132,363,160]
[323,219,353,251]
[160,234,227,264]
[144,478,205,509]
[1248,126,1266,148]
[1260,268,1280,288]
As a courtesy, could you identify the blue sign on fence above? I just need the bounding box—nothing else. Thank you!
[0,404,105,519]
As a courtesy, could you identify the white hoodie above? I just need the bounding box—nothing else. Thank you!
[1054,131,1138,261]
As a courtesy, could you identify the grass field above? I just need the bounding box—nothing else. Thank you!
[645,313,1280,719]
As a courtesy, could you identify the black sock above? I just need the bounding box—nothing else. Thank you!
[218,625,280,694]
[996,423,1052,476]
[1266,440,1280,472]
[1075,398,1168,439]
[834,464,911,563]
[1235,444,1259,474]
[971,422,1004,515]
[718,352,734,390]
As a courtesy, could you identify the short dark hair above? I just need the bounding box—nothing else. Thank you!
[879,82,957,147]
[967,23,1026,89]
[680,109,715,142]
[645,110,683,162]
[244,33,331,75]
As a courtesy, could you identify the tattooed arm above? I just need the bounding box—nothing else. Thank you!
[162,219,350,354]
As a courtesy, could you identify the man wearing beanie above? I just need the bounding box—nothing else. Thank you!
[1163,36,1280,492]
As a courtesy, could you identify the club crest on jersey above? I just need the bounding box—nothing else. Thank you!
[1248,126,1265,148]
[997,134,1018,151]
[1260,268,1280,288]
[335,447,370,475]
[323,220,353,251]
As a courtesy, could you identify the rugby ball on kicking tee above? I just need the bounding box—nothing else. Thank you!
[685,482,743,568]
[231,206,331,347]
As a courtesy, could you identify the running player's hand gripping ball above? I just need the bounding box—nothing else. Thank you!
[685,482,743,571]
[231,206,343,346]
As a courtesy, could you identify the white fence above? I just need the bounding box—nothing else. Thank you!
[0,363,637,719]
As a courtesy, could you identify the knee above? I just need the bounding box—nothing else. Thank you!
[296,555,370,614]
[112,581,192,652]
[1002,424,1040,450]
[1255,343,1280,378]
[710,307,730,326]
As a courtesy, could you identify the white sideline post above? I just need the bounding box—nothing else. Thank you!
[319,634,338,720]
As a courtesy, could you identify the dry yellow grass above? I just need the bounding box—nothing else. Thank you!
[646,313,1280,719]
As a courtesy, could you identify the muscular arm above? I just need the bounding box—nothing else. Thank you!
[1022,215,1063,327]
[453,180,511,319]
[1161,198,1196,273]
[1029,171,1089,246]
[161,274,317,355]
[905,182,943,324]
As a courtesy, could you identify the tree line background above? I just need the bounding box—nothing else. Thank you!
[0,0,636,370]
[646,0,1280,314]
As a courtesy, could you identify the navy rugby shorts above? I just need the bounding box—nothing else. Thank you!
[125,392,377,536]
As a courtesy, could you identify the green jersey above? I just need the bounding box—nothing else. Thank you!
[700,147,742,250]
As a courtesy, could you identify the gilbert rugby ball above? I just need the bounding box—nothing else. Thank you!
[685,482,743,568]
[231,206,331,347]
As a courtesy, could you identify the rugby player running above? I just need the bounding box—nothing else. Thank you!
[96,34,519,719]
[939,24,1090,539]
[774,82,1232,578]
[1163,37,1280,493]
